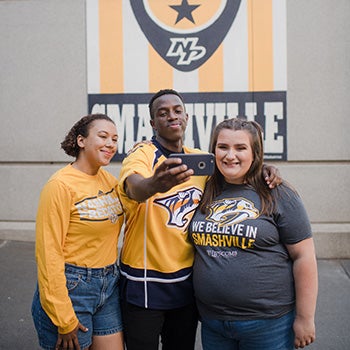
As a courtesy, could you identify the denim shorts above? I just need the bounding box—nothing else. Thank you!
[32,262,123,350]
[201,310,295,350]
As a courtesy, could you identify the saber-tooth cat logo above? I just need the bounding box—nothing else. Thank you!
[130,0,241,71]
[154,187,202,228]
[207,198,259,226]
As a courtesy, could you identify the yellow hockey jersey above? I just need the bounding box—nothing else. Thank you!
[119,139,208,309]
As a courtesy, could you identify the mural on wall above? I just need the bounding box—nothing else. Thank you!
[86,0,287,161]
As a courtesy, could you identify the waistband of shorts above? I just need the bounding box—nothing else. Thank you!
[65,261,119,277]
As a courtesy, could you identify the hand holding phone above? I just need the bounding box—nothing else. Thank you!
[169,153,215,176]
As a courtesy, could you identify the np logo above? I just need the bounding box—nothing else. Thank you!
[130,0,241,72]
[207,198,259,226]
[154,187,202,228]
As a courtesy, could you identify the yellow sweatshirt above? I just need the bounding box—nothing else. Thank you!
[35,164,124,334]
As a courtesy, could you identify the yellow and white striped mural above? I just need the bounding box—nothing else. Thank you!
[86,0,287,160]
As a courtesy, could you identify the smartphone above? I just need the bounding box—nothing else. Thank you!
[169,153,215,176]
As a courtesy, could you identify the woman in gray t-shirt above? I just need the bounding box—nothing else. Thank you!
[189,118,318,350]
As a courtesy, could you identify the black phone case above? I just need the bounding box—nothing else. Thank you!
[169,153,215,175]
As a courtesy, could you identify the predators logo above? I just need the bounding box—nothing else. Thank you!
[154,187,202,228]
[130,0,241,71]
[207,198,259,226]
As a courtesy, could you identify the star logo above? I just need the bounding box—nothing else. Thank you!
[170,0,201,24]
[130,0,241,72]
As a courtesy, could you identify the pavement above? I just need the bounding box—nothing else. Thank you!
[0,240,349,350]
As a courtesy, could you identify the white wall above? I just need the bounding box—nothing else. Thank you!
[0,0,349,257]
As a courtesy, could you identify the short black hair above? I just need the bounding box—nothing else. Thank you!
[148,89,185,119]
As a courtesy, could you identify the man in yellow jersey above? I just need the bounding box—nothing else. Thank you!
[118,89,280,350]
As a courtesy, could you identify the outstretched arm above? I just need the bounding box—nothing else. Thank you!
[125,157,194,202]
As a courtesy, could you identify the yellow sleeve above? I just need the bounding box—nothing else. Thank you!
[35,179,79,334]
[119,144,154,190]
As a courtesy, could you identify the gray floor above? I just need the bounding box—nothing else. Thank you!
[0,240,349,349]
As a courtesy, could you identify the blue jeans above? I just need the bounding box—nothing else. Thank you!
[32,262,123,350]
[201,310,295,350]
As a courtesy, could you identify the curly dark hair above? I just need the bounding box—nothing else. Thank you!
[148,89,185,119]
[61,114,115,158]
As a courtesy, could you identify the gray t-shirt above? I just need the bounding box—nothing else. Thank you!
[189,183,312,320]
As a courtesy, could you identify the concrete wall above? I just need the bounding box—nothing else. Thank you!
[0,0,349,257]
